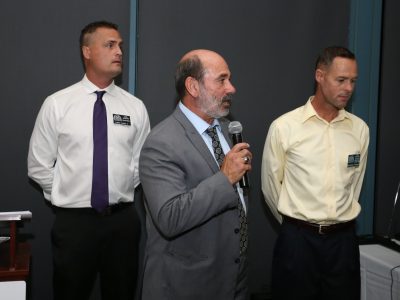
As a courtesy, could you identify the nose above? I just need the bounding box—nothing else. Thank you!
[345,80,355,93]
[116,45,123,56]
[226,80,236,94]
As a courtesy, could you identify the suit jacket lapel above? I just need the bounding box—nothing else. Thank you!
[172,107,249,204]
[172,107,220,173]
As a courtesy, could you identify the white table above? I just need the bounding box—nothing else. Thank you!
[360,244,400,300]
[0,281,26,300]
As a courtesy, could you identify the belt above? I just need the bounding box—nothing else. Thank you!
[54,202,132,216]
[284,216,355,235]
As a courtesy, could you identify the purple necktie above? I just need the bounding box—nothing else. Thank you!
[91,91,109,212]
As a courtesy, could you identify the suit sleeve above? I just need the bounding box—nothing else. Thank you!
[139,136,238,239]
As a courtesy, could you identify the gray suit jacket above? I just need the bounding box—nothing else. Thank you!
[139,106,247,300]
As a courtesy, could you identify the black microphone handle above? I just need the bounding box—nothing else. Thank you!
[239,170,250,189]
[231,133,250,189]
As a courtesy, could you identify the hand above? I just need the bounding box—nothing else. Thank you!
[220,142,252,185]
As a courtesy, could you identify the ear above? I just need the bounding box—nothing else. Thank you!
[82,46,91,60]
[315,68,324,84]
[185,76,200,98]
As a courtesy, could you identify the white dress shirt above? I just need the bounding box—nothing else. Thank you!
[28,75,150,208]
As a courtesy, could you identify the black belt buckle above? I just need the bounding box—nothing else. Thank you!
[318,224,329,235]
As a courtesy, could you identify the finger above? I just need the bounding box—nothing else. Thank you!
[231,142,250,152]
[240,149,252,161]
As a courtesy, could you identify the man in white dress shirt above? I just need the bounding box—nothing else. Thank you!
[28,21,150,300]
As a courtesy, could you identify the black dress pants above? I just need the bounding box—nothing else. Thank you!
[272,219,360,300]
[51,203,140,300]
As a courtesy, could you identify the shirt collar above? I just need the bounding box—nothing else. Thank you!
[81,74,117,96]
[301,96,350,124]
[178,101,221,135]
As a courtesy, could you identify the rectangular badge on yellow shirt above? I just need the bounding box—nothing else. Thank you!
[347,154,360,168]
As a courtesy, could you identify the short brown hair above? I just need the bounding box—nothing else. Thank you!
[315,46,355,70]
[79,20,118,48]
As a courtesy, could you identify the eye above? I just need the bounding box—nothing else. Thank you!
[219,77,230,84]
[105,41,115,49]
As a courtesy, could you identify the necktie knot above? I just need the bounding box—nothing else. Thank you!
[206,126,217,137]
[95,90,106,101]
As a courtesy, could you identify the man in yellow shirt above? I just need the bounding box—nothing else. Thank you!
[261,46,369,300]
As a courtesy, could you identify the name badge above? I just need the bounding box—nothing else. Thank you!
[347,154,360,168]
[113,114,131,126]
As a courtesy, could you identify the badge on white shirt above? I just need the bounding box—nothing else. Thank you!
[113,114,131,126]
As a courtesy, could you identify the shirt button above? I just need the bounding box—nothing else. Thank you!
[234,228,239,234]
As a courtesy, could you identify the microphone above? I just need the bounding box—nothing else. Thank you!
[228,121,250,189]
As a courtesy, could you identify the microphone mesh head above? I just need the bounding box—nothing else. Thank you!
[228,121,243,134]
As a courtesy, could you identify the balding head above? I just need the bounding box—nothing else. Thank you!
[174,49,235,123]
[175,49,228,100]
[180,49,223,63]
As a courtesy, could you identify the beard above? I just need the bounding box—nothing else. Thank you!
[198,90,233,119]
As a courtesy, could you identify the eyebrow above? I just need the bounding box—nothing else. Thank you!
[337,76,358,79]
[108,39,122,43]
[216,72,230,80]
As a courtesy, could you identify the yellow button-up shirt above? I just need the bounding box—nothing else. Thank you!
[261,97,369,224]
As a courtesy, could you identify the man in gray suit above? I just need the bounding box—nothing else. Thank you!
[139,49,252,300]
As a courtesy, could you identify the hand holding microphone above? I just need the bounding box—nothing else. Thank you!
[224,121,251,189]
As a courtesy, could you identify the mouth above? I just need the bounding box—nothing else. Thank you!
[221,99,231,108]
[222,94,233,103]
[338,94,350,101]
